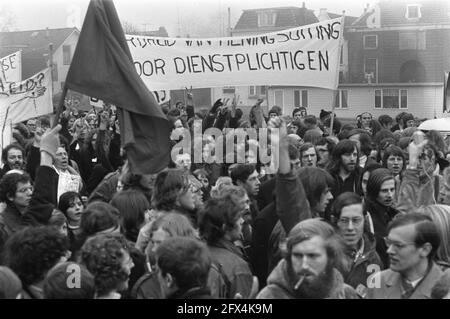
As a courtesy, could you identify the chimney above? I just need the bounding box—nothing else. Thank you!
[302,2,306,8]
[320,8,327,15]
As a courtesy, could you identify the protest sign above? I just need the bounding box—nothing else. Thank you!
[91,89,169,107]
[152,90,170,105]
[126,18,343,91]
[0,50,22,84]
[0,67,53,125]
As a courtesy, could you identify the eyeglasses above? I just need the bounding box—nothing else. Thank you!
[16,186,33,193]
[384,237,416,250]
[337,217,363,226]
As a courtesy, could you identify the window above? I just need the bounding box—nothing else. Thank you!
[399,32,426,50]
[274,90,284,108]
[374,89,408,109]
[63,45,71,65]
[294,90,308,107]
[364,58,378,83]
[301,90,308,107]
[334,90,348,109]
[406,4,421,20]
[364,35,378,49]
[294,90,300,107]
[223,86,235,94]
[400,90,408,108]
[249,86,266,97]
[258,11,277,27]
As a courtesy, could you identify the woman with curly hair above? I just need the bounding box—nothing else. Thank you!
[80,233,134,299]
[3,226,70,299]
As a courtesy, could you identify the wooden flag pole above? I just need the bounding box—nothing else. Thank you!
[329,14,346,136]
[53,85,68,128]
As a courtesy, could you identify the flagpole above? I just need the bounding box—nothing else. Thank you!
[53,85,68,128]
[329,14,345,136]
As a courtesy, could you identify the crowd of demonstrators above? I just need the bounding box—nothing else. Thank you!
[1,95,450,300]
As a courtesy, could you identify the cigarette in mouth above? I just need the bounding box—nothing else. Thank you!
[294,275,305,290]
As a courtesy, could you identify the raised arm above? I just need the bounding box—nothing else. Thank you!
[23,125,61,225]
[269,118,311,234]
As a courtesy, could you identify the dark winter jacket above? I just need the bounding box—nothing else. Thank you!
[365,198,400,268]
[208,238,253,299]
[342,233,384,297]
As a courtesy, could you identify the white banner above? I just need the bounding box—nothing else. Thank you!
[0,68,53,125]
[126,18,343,91]
[0,50,22,84]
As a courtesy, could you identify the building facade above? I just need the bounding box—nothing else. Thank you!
[212,0,450,120]
[339,0,450,119]
[211,4,320,115]
[0,28,80,95]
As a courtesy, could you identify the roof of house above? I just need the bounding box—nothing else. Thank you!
[128,26,169,37]
[351,0,450,28]
[0,27,78,79]
[234,6,319,32]
[327,13,358,27]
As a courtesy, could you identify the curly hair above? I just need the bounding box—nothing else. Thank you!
[198,198,242,245]
[4,226,69,286]
[43,262,95,299]
[0,172,31,203]
[151,169,189,211]
[80,233,130,296]
[1,143,25,165]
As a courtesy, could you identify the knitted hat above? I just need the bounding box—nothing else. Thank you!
[319,109,331,121]
[0,266,22,299]
[366,168,394,200]
[269,106,282,116]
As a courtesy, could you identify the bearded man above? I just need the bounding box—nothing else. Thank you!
[257,219,358,299]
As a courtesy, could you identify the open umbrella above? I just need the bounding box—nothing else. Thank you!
[418,117,450,135]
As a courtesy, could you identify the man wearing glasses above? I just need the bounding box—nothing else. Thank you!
[367,213,444,299]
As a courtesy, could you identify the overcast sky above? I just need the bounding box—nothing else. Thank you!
[1,0,380,37]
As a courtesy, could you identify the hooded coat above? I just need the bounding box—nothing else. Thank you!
[342,233,384,296]
[257,259,358,299]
